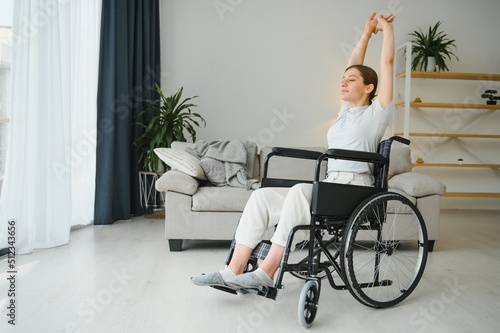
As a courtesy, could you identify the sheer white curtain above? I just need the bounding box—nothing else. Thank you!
[0,0,101,254]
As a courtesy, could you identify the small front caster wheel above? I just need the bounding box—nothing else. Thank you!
[298,280,320,328]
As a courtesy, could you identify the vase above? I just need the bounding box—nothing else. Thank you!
[486,100,497,105]
[426,56,436,72]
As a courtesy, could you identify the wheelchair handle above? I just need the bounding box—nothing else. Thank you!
[391,136,410,145]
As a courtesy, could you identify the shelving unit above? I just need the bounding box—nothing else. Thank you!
[395,101,500,110]
[393,42,500,199]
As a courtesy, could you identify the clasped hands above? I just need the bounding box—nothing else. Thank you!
[364,12,395,36]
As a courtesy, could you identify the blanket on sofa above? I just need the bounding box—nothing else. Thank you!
[186,140,260,189]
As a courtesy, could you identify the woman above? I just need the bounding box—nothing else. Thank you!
[192,12,395,291]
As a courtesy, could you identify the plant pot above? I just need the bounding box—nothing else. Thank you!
[486,101,497,105]
[426,56,436,72]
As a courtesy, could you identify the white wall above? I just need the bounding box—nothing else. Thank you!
[160,0,500,209]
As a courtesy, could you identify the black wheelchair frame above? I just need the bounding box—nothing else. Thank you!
[222,136,429,328]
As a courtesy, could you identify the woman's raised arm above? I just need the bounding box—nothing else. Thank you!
[347,12,377,68]
[375,15,395,108]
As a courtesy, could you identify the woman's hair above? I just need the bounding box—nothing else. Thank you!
[345,64,378,102]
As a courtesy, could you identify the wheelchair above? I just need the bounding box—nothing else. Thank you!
[219,136,429,328]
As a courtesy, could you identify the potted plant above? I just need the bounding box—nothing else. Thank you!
[409,21,459,72]
[134,84,206,173]
[481,90,500,105]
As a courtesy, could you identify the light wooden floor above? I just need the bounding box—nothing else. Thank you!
[1,210,499,333]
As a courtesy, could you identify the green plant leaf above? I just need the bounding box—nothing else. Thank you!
[409,21,458,71]
[132,84,206,172]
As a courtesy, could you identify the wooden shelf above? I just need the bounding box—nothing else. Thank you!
[395,71,500,81]
[395,102,500,110]
[413,163,500,168]
[394,132,500,139]
[442,192,500,198]
[393,51,500,204]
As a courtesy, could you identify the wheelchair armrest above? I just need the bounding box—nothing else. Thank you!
[392,136,410,145]
[325,148,387,164]
[261,147,325,185]
[271,147,324,160]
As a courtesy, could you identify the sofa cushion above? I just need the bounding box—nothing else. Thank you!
[389,172,446,197]
[154,148,207,180]
[192,186,254,212]
[155,170,199,195]
[388,146,412,178]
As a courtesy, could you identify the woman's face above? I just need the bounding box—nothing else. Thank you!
[340,67,372,103]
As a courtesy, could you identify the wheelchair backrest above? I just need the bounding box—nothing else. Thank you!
[374,136,410,189]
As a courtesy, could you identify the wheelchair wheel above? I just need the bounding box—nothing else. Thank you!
[297,280,320,328]
[341,192,428,308]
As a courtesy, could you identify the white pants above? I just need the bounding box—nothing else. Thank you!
[234,172,374,248]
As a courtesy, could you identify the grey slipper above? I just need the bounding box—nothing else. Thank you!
[225,272,273,290]
[191,271,227,287]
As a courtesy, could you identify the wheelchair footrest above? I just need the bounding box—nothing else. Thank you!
[255,285,279,300]
[235,285,279,300]
[210,285,238,295]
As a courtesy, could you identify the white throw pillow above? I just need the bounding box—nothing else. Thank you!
[154,148,207,180]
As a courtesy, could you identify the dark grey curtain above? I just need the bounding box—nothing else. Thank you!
[94,0,161,225]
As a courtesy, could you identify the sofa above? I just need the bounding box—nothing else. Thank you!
[155,140,446,252]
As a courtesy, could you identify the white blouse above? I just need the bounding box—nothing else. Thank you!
[326,98,392,174]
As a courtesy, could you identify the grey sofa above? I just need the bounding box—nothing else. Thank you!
[155,141,446,252]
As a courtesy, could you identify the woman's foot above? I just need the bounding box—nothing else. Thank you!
[191,267,235,287]
[225,268,274,290]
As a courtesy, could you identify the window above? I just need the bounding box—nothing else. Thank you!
[0,0,12,193]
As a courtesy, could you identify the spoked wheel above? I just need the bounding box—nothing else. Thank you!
[297,280,320,328]
[341,192,428,308]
